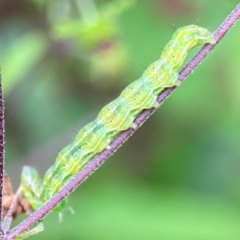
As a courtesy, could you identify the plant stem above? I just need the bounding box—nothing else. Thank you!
[6,3,240,239]
[0,64,5,229]
[2,188,22,233]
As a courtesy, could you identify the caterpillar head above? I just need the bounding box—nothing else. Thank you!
[175,25,215,49]
[157,25,216,71]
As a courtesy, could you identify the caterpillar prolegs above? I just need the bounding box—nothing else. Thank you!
[21,25,215,220]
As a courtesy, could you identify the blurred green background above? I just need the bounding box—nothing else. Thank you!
[1,0,240,239]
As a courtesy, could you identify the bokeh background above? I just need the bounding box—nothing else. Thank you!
[1,0,240,239]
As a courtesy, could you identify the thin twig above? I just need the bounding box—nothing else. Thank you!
[2,188,22,234]
[0,60,5,229]
[6,3,240,240]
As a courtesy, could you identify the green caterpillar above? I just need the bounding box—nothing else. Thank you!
[21,25,215,220]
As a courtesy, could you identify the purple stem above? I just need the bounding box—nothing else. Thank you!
[0,65,5,228]
[6,3,240,239]
[2,188,22,233]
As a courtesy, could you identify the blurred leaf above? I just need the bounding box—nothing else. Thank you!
[2,31,48,95]
[29,182,240,240]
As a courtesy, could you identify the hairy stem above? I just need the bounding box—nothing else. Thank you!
[2,188,22,233]
[6,3,240,239]
[0,64,5,228]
